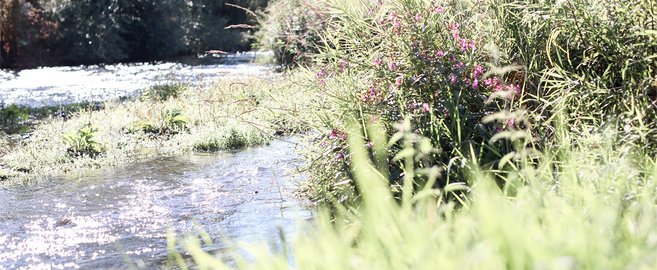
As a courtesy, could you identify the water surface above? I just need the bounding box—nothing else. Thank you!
[0,138,310,269]
[0,53,272,107]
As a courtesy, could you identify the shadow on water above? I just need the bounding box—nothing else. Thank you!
[0,137,312,269]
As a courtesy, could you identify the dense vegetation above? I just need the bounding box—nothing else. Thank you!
[256,0,657,206]
[0,0,269,69]
[167,0,657,268]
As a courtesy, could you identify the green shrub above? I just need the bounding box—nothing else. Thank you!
[63,124,104,157]
[489,0,657,151]
[255,0,327,67]
[301,0,514,205]
[142,83,188,102]
[163,109,191,132]
[126,109,191,136]
[0,104,29,127]
[294,0,656,205]
[192,127,267,152]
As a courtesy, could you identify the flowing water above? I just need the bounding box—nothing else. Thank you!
[0,138,311,269]
[0,52,272,108]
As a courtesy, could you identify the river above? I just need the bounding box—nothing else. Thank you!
[0,52,272,108]
[0,138,310,269]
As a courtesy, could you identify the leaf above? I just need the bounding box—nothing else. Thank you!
[392,148,415,162]
[444,182,469,193]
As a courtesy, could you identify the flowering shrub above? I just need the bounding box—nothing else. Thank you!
[300,0,532,204]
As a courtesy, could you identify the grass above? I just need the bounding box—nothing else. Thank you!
[173,123,657,270]
[0,74,314,185]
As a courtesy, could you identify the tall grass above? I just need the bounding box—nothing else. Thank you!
[176,123,657,269]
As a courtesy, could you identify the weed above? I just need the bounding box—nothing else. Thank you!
[142,83,187,101]
[62,124,104,158]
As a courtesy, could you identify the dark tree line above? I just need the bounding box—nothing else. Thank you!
[1,0,268,69]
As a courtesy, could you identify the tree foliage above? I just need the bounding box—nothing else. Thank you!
[1,0,271,68]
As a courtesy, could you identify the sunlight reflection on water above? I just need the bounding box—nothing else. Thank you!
[0,138,311,269]
[0,55,273,108]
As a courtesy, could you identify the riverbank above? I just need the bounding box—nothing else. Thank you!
[0,73,313,185]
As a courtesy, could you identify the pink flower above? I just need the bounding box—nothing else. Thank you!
[473,64,485,78]
[395,76,403,87]
[329,129,346,140]
[504,119,517,129]
[370,115,378,123]
[316,68,326,79]
[415,13,422,23]
[435,50,446,58]
[459,39,468,51]
[373,57,382,66]
[452,31,461,40]
[507,84,521,95]
[388,59,396,71]
[434,6,445,13]
[484,77,500,88]
[422,103,431,113]
[455,62,464,69]
[475,65,484,77]
[389,11,398,21]
[393,20,402,34]
[338,59,348,71]
[449,73,457,84]
[472,78,479,89]
[362,86,378,102]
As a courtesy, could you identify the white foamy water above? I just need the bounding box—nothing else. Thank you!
[0,54,273,108]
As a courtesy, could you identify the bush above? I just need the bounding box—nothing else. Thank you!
[301,0,519,205]
[294,0,657,206]
[63,124,104,157]
[163,109,191,132]
[192,126,268,152]
[127,109,191,136]
[255,0,327,67]
[0,104,29,127]
[489,0,657,151]
[142,83,188,102]
[2,0,273,68]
